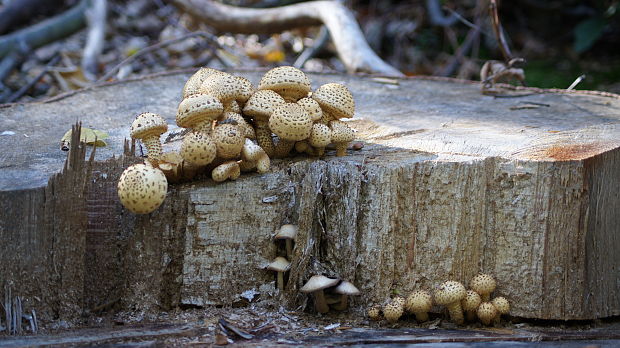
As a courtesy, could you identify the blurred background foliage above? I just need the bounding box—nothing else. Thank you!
[1,0,619,103]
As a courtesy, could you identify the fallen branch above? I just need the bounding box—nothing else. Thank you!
[293,25,329,69]
[0,0,88,60]
[82,0,107,81]
[489,0,512,62]
[0,0,65,35]
[172,0,403,76]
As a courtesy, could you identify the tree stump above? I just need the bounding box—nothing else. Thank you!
[0,70,618,322]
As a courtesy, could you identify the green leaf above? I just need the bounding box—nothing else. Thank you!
[573,16,607,53]
[61,127,109,150]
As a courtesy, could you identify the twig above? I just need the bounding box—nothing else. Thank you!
[0,0,88,60]
[3,54,61,103]
[426,0,458,27]
[489,0,512,62]
[442,6,492,37]
[97,31,225,82]
[436,19,481,77]
[172,0,403,76]
[293,25,329,69]
[82,0,107,81]
[567,74,586,90]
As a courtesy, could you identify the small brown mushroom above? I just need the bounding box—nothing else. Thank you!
[329,120,355,157]
[308,123,331,156]
[297,97,323,122]
[300,275,339,314]
[405,290,433,322]
[434,280,467,325]
[266,256,290,291]
[311,83,355,123]
[130,112,168,164]
[212,161,241,182]
[331,281,360,311]
[470,273,496,302]
[242,89,286,157]
[274,224,297,258]
[176,93,224,134]
[180,131,217,166]
[367,304,383,321]
[269,103,313,158]
[182,67,222,98]
[212,123,245,160]
[491,296,510,324]
[258,66,311,102]
[383,299,404,323]
[117,163,168,214]
[461,290,482,322]
[200,72,255,110]
[477,302,498,326]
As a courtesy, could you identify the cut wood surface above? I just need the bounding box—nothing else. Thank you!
[0,70,619,322]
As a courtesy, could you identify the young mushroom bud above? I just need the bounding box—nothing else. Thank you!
[258,66,311,102]
[300,275,339,314]
[117,163,168,214]
[212,123,245,159]
[266,256,291,291]
[470,273,496,302]
[274,224,297,259]
[405,290,433,323]
[434,280,467,325]
[311,83,355,122]
[180,131,217,166]
[211,161,241,182]
[308,123,331,156]
[477,302,498,326]
[461,290,482,322]
[329,120,355,157]
[269,103,313,158]
[130,112,168,164]
[491,296,510,324]
[241,139,270,174]
[331,281,360,311]
[383,299,404,323]
[367,304,383,321]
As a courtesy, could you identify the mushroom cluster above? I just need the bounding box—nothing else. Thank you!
[117,66,358,214]
[367,274,510,326]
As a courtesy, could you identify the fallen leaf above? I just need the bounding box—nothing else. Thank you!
[61,127,109,150]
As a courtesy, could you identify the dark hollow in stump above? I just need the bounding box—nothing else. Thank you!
[0,70,618,322]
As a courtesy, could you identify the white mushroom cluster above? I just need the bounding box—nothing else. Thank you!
[367,274,510,326]
[117,66,358,215]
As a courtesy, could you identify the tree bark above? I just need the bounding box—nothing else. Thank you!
[172,0,402,76]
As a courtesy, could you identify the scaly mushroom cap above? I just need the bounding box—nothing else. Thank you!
[334,281,360,296]
[297,97,323,122]
[117,163,168,214]
[200,72,255,104]
[470,273,496,300]
[434,281,467,306]
[176,93,224,129]
[130,112,168,140]
[312,83,355,119]
[477,302,498,325]
[383,300,404,323]
[329,120,355,143]
[224,100,242,113]
[461,290,482,312]
[266,256,291,272]
[182,67,221,98]
[221,112,255,139]
[258,66,311,102]
[367,304,383,321]
[274,224,298,240]
[392,296,406,308]
[308,123,331,148]
[491,297,510,315]
[180,131,217,166]
[211,161,241,182]
[212,124,245,159]
[243,90,286,122]
[300,275,339,293]
[269,103,313,142]
[405,290,433,313]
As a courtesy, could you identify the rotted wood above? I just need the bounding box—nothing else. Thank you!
[0,70,619,323]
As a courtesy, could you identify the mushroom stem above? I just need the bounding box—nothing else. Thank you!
[255,123,275,157]
[466,310,477,322]
[332,294,349,311]
[285,239,293,259]
[446,302,465,325]
[414,311,430,322]
[274,139,295,158]
[313,290,330,313]
[141,136,164,162]
[334,143,348,157]
[481,294,491,302]
[276,271,285,291]
[196,120,215,135]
